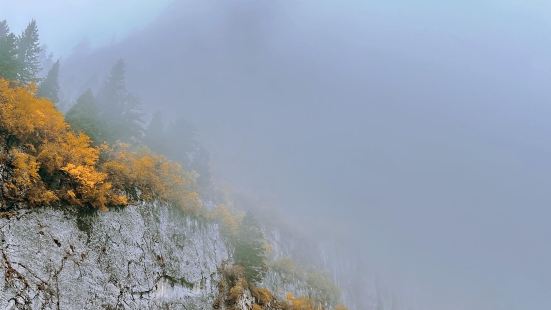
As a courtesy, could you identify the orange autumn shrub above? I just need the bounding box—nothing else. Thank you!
[101,144,201,212]
[3,149,57,205]
[38,132,100,173]
[251,287,274,305]
[286,293,321,310]
[0,80,127,210]
[0,80,67,145]
[0,79,198,212]
[61,163,127,211]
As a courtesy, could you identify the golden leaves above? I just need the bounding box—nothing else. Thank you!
[4,149,58,205]
[0,79,67,144]
[101,144,200,212]
[62,163,105,188]
[251,287,274,306]
[0,79,197,212]
[38,133,99,173]
[286,293,320,310]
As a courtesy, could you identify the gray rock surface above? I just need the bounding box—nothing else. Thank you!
[0,202,228,309]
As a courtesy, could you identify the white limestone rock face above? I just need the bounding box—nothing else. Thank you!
[0,202,228,309]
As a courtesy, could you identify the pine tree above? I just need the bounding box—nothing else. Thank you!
[97,59,143,142]
[0,20,19,81]
[98,59,126,105]
[233,212,268,284]
[38,60,60,103]
[16,20,41,84]
[66,90,107,143]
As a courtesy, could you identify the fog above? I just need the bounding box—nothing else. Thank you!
[4,0,551,309]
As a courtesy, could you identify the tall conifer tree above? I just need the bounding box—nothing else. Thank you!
[16,20,41,84]
[66,89,107,143]
[233,212,268,284]
[38,60,60,103]
[98,59,143,142]
[0,20,19,81]
[98,59,126,105]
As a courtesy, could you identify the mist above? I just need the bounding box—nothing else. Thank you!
[4,0,551,309]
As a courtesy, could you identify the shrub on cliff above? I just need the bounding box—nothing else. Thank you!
[0,79,199,213]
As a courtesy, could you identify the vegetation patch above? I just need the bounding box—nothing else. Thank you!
[0,80,200,214]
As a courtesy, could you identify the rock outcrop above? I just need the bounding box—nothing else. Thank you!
[0,202,228,309]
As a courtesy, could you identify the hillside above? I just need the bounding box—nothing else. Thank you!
[58,3,375,307]
[5,1,550,309]
[0,17,347,309]
[0,81,346,309]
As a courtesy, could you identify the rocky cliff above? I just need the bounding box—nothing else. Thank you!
[0,202,228,309]
[0,201,343,309]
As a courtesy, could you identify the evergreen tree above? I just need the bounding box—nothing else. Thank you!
[16,20,41,84]
[66,90,107,143]
[98,59,126,105]
[38,60,60,103]
[0,20,19,81]
[97,59,143,142]
[233,212,268,284]
[116,93,143,142]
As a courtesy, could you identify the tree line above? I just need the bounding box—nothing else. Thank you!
[0,20,58,100]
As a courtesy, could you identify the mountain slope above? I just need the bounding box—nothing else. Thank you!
[60,2,369,308]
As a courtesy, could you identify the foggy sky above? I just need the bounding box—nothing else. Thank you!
[1,0,172,55]
[4,1,551,309]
